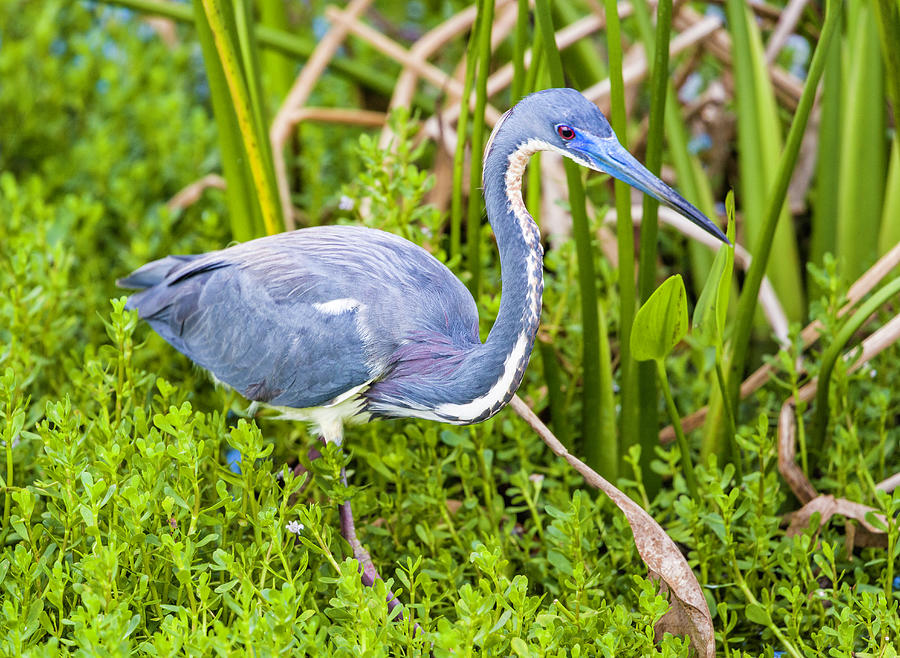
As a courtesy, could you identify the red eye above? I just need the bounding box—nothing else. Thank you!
[557,125,575,140]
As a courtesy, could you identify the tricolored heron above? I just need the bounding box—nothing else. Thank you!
[119,88,726,603]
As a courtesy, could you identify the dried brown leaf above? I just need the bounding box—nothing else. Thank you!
[510,395,714,658]
[785,494,887,539]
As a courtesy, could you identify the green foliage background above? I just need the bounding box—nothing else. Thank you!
[1,2,898,655]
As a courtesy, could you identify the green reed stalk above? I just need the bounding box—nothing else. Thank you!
[879,143,900,254]
[551,0,607,88]
[201,0,284,236]
[810,276,900,456]
[727,0,842,418]
[511,0,529,101]
[450,6,483,262]
[604,0,633,472]
[539,341,572,448]
[465,0,496,299]
[874,0,900,128]
[724,0,804,322]
[633,0,673,494]
[810,34,842,271]
[534,0,614,478]
[193,1,262,241]
[836,2,886,282]
[258,0,293,100]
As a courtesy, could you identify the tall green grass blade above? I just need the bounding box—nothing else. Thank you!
[634,0,674,495]
[692,210,734,349]
[604,0,635,470]
[524,32,544,94]
[551,0,607,88]
[596,300,617,479]
[725,0,804,321]
[836,2,886,281]
[533,0,563,85]
[258,0,294,100]
[511,0,529,101]
[539,341,572,448]
[193,1,261,241]
[631,0,716,294]
[879,141,900,254]
[465,0,496,299]
[810,276,900,456]
[534,0,611,478]
[201,0,284,236]
[873,0,900,125]
[234,0,283,235]
[450,6,482,263]
[810,32,842,270]
[727,0,842,421]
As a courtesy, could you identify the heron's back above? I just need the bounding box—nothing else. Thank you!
[121,226,480,410]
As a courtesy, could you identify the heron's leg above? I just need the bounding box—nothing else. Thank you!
[337,466,405,620]
[316,426,409,623]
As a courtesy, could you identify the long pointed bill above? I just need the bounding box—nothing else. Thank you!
[583,135,729,244]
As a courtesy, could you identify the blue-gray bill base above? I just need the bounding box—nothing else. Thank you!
[119,87,727,607]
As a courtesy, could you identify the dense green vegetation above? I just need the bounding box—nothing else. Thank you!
[1,0,898,655]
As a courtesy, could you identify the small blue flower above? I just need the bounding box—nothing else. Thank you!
[774,651,785,658]
[893,575,900,591]
[226,448,242,475]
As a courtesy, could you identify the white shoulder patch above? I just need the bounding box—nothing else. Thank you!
[313,298,361,315]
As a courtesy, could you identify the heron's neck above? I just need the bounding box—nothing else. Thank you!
[365,140,544,425]
[472,140,545,411]
[485,139,544,347]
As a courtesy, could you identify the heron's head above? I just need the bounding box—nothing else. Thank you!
[487,88,728,243]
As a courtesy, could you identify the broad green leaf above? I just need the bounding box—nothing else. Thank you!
[692,192,736,346]
[631,275,688,362]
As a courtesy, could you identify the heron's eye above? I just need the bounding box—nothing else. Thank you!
[557,124,576,140]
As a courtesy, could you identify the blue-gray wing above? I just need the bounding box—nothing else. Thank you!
[119,226,479,409]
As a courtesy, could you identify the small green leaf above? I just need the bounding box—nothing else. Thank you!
[511,637,530,657]
[214,579,239,594]
[745,602,772,626]
[692,192,735,346]
[547,549,574,576]
[631,275,689,361]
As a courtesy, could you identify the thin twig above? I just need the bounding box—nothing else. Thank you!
[166,174,226,211]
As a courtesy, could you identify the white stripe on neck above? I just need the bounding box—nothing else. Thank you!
[430,139,549,423]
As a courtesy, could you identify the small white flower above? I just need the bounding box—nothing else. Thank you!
[528,473,545,485]
[338,195,355,211]
[286,520,305,535]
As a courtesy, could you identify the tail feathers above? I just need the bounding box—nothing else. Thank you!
[117,255,199,290]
